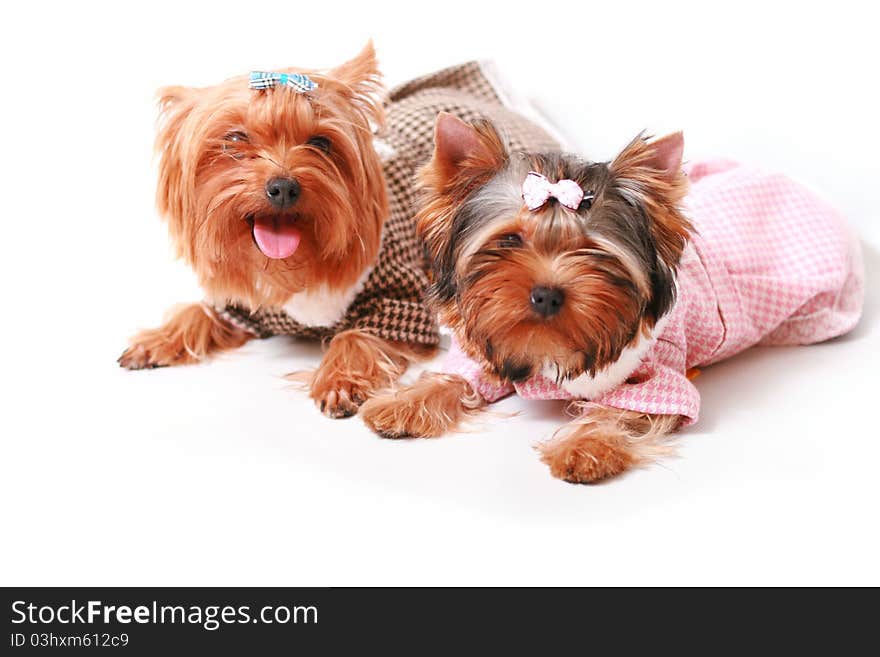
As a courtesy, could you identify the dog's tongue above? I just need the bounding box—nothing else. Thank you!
[252,217,301,259]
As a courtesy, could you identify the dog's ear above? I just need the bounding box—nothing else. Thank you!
[611,131,685,185]
[328,40,384,127]
[155,86,200,261]
[330,40,380,86]
[643,131,684,180]
[611,132,692,321]
[610,131,690,261]
[417,113,508,265]
[429,112,508,190]
[434,112,488,170]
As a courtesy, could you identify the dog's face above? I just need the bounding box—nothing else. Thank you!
[155,43,387,307]
[418,114,692,383]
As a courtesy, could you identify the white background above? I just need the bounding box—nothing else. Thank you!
[1,0,877,585]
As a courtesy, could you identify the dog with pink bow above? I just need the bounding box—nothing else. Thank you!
[360,113,864,483]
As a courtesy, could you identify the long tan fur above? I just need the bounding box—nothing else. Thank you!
[537,403,681,483]
[290,330,435,418]
[360,372,484,438]
[119,303,251,369]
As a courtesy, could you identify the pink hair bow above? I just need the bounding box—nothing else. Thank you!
[521,171,587,211]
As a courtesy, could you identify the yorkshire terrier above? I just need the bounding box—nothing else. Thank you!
[360,113,863,482]
[118,44,432,417]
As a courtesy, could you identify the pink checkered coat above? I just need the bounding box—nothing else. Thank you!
[443,159,865,425]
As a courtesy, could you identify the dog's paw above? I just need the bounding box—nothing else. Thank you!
[311,378,368,419]
[537,436,633,484]
[120,304,251,371]
[118,332,196,370]
[359,392,426,438]
[118,343,165,370]
[361,373,480,438]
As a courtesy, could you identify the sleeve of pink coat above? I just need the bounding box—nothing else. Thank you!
[441,339,514,403]
[594,339,701,426]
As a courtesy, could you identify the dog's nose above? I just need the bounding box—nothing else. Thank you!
[530,286,564,318]
[265,177,300,210]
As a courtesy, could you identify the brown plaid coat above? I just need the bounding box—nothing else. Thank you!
[219,61,560,345]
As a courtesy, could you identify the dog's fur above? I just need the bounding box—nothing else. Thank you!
[362,113,691,481]
[119,44,429,417]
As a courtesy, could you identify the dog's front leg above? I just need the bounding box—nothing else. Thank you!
[309,329,430,418]
[119,303,251,369]
[360,372,486,438]
[537,404,681,483]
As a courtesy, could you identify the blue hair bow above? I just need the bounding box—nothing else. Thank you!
[249,71,318,93]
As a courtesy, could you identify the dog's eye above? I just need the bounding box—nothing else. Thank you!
[306,136,331,153]
[498,233,523,248]
[579,194,595,211]
[222,131,249,159]
[224,131,249,143]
